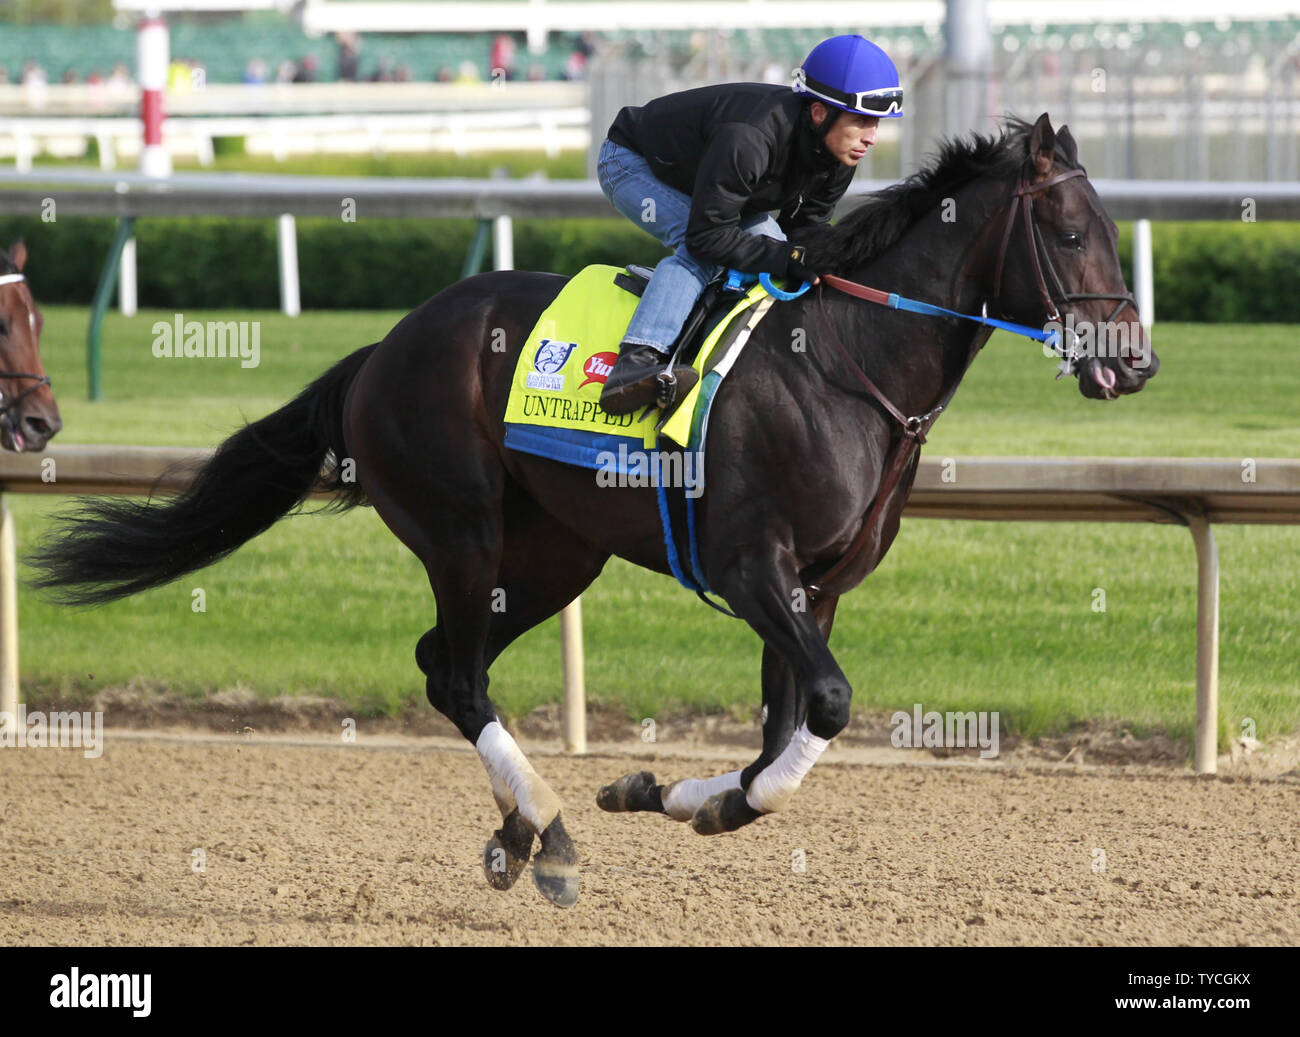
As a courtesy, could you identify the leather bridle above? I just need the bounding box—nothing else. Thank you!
[992,165,1137,371]
[0,272,53,418]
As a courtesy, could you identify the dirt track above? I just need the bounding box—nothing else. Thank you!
[1,730,1297,946]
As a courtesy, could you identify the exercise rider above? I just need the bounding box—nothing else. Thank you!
[595,33,903,415]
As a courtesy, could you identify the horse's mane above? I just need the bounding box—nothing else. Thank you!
[0,251,17,276]
[808,117,1063,273]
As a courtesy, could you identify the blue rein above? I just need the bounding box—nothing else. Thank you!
[754,271,1062,347]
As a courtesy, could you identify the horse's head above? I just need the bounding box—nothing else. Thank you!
[989,113,1158,400]
[0,240,61,451]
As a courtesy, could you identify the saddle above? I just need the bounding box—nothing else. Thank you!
[614,265,753,376]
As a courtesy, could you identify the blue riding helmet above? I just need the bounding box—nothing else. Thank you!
[793,34,903,118]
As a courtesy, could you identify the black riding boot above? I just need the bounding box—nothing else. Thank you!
[599,342,699,416]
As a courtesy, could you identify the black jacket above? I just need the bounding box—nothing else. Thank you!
[608,82,853,276]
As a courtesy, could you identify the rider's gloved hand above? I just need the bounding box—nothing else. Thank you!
[784,244,823,285]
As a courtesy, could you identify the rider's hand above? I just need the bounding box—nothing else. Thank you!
[785,244,822,286]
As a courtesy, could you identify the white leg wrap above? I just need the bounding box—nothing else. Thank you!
[661,770,743,822]
[476,720,560,833]
[745,723,829,814]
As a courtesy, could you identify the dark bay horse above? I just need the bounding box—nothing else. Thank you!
[0,240,61,452]
[31,114,1156,907]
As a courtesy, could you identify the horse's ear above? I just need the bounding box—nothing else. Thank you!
[8,239,27,272]
[1027,112,1056,178]
[1057,125,1079,167]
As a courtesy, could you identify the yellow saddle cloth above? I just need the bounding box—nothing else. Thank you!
[502,264,772,468]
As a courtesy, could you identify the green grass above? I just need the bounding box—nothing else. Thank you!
[13,307,1300,750]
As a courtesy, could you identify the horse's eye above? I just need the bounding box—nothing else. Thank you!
[1060,232,1083,249]
[0,319,8,338]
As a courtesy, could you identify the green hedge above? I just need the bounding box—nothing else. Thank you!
[2,215,1297,321]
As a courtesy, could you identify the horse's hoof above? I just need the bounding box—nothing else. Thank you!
[596,770,657,812]
[482,808,533,891]
[532,814,580,908]
[690,788,762,835]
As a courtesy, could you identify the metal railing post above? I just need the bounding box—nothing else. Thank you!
[86,215,135,401]
[1185,512,1220,774]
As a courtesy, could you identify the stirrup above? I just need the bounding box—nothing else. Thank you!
[655,369,681,408]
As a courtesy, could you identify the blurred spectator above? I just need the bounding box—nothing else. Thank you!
[575,31,596,59]
[491,33,517,81]
[527,63,546,82]
[276,60,297,83]
[456,60,481,83]
[86,68,110,109]
[336,32,360,82]
[435,65,454,82]
[394,64,413,82]
[62,68,80,84]
[108,63,132,87]
[292,55,319,83]
[22,61,48,110]
[563,50,587,81]
[370,56,395,82]
[0,67,9,85]
[243,59,268,85]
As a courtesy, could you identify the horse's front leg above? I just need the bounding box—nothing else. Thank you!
[595,632,801,822]
[597,591,841,834]
[691,593,841,834]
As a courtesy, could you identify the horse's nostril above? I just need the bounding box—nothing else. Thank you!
[24,416,51,437]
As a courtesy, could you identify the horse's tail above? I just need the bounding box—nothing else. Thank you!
[28,343,377,606]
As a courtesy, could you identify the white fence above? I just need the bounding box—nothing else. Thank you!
[1,171,1297,770]
[2,447,1297,773]
[0,110,590,170]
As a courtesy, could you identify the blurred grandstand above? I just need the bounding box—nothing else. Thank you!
[0,1,1297,179]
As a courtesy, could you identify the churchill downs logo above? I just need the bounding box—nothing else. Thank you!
[526,339,579,391]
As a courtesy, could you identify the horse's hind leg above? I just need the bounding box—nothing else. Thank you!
[372,459,591,906]
[416,624,533,893]
[447,498,608,906]
[419,546,584,908]
[477,503,608,904]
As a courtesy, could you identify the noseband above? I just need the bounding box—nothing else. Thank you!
[991,165,1138,371]
[0,272,53,417]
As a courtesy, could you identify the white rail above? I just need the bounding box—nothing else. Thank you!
[3,447,1297,772]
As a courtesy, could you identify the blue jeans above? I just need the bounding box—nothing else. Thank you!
[597,137,786,353]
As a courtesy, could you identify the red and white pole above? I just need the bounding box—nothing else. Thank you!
[137,14,170,177]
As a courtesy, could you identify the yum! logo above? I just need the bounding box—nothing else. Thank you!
[579,351,617,389]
